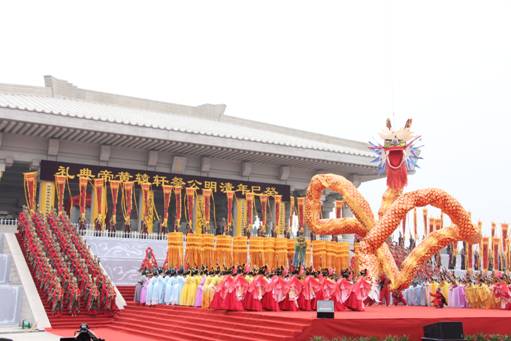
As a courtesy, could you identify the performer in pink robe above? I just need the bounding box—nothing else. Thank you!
[334,272,352,311]
[262,275,281,311]
[298,274,317,311]
[244,272,267,311]
[345,271,371,311]
[280,274,303,311]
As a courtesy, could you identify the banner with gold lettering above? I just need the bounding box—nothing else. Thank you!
[55,175,67,215]
[467,243,473,270]
[226,190,234,230]
[162,184,173,232]
[482,237,489,271]
[274,195,282,234]
[23,171,38,212]
[38,181,55,215]
[335,200,343,219]
[109,180,120,229]
[289,196,295,229]
[186,187,195,231]
[78,176,88,223]
[246,192,254,227]
[502,223,508,253]
[93,178,106,230]
[493,237,500,271]
[122,181,134,231]
[260,194,268,227]
[297,197,305,228]
[141,182,151,233]
[202,188,212,230]
[174,186,182,231]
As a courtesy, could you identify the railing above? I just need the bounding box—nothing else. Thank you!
[76,228,168,240]
[0,218,18,226]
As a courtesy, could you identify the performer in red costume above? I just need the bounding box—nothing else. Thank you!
[430,288,448,308]
[298,271,317,311]
[379,273,391,306]
[280,272,302,311]
[345,270,371,311]
[244,269,267,311]
[392,290,407,306]
[262,272,282,311]
[334,270,353,311]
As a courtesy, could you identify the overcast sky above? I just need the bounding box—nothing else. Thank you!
[1,1,509,235]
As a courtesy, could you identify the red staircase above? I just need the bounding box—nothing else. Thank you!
[111,303,311,341]
[116,285,135,303]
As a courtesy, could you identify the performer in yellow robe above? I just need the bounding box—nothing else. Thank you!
[202,273,222,309]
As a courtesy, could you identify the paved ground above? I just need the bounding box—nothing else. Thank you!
[0,331,60,341]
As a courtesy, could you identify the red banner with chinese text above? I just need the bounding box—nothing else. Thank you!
[260,194,268,227]
[275,195,282,231]
[122,181,134,225]
[162,184,173,230]
[246,192,254,226]
[482,237,489,271]
[186,187,195,228]
[174,187,182,229]
[55,175,67,215]
[297,197,305,228]
[109,180,120,225]
[23,171,38,212]
[202,188,212,226]
[335,200,343,219]
[226,190,234,228]
[78,176,88,221]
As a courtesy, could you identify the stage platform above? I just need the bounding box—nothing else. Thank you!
[249,305,511,340]
[47,304,511,341]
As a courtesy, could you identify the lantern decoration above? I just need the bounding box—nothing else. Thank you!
[122,181,134,232]
[109,180,121,230]
[55,175,67,216]
[161,184,173,233]
[93,178,106,230]
[297,197,305,228]
[23,171,38,212]
[174,186,182,231]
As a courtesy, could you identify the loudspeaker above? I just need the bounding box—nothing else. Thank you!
[316,300,334,319]
[422,322,465,341]
[59,338,76,341]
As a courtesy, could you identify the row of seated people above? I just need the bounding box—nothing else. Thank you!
[134,264,376,312]
[18,209,116,315]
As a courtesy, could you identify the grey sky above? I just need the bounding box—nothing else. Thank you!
[1,0,509,234]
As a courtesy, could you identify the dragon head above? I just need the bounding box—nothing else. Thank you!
[370,118,422,190]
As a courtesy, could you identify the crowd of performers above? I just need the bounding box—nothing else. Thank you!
[18,209,117,315]
[134,245,511,312]
[134,265,376,312]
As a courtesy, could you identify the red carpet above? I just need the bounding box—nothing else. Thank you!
[250,305,511,341]
[49,287,511,341]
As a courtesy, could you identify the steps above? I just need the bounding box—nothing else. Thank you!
[116,285,135,302]
[111,303,311,341]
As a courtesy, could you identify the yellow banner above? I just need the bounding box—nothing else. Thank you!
[38,181,55,215]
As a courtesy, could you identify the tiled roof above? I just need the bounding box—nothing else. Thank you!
[0,92,372,158]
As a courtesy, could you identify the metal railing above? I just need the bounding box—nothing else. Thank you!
[75,227,168,240]
[0,218,18,226]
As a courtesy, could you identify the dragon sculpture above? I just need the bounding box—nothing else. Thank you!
[305,119,480,290]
